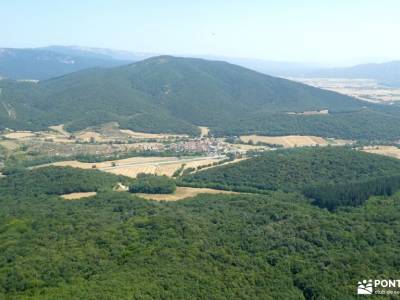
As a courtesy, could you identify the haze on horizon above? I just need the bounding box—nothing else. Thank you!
[1,0,400,66]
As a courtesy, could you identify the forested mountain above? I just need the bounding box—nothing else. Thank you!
[1,56,400,139]
[1,166,400,299]
[0,47,131,80]
[181,147,400,209]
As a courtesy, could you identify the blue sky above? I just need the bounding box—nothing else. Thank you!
[1,0,399,65]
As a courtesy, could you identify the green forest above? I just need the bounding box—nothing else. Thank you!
[0,166,400,299]
[129,174,176,194]
[181,147,400,209]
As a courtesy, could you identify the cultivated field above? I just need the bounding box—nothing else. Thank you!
[41,155,225,178]
[0,140,19,150]
[362,146,400,159]
[76,131,106,142]
[3,131,36,139]
[49,124,69,135]
[135,187,238,201]
[240,135,329,148]
[199,126,210,137]
[120,129,188,139]
[289,78,400,104]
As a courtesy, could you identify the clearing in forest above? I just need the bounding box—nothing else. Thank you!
[60,192,97,200]
[362,146,400,159]
[135,186,238,201]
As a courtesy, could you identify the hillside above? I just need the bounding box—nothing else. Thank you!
[1,166,400,298]
[0,47,131,80]
[181,147,400,209]
[1,56,400,139]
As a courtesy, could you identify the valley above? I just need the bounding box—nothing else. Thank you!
[290,77,400,104]
[3,2,400,299]
[0,49,399,300]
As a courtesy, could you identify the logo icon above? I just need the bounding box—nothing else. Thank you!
[358,280,373,295]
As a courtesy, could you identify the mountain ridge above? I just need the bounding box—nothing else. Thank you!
[1,55,400,140]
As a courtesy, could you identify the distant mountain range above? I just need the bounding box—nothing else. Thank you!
[1,45,399,88]
[0,46,154,80]
[218,58,400,88]
[305,61,400,87]
[42,45,155,62]
[1,55,400,140]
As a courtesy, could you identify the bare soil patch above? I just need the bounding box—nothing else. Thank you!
[49,124,69,136]
[76,131,106,142]
[198,126,210,137]
[4,131,36,139]
[136,187,238,201]
[362,146,400,159]
[61,192,97,200]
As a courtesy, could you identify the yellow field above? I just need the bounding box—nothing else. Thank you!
[42,156,224,178]
[61,192,97,200]
[3,131,36,139]
[76,131,106,142]
[49,124,69,136]
[48,156,176,169]
[0,140,20,150]
[135,187,238,201]
[240,135,328,148]
[230,144,267,151]
[105,157,223,177]
[362,146,400,159]
[119,129,187,139]
[198,126,210,137]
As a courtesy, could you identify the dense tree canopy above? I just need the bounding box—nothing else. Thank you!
[0,166,132,196]
[181,147,400,209]
[0,167,399,299]
[129,174,176,194]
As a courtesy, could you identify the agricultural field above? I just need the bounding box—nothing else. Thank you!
[40,155,226,178]
[198,126,210,137]
[239,135,351,148]
[289,77,400,104]
[362,145,400,159]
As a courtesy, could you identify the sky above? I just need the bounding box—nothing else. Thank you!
[1,0,400,66]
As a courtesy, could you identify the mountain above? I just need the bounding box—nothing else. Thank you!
[43,45,156,61]
[307,61,400,87]
[0,47,132,80]
[196,55,320,77]
[1,56,400,140]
